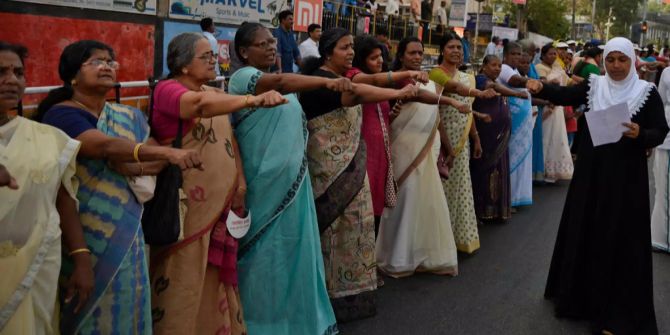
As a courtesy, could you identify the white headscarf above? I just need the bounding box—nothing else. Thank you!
[588,37,654,117]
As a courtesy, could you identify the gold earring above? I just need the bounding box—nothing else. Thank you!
[71,79,77,86]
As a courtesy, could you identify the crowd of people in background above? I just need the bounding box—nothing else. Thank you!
[1,7,670,335]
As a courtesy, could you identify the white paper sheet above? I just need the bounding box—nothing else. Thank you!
[585,102,631,147]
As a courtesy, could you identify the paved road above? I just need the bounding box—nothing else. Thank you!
[339,182,670,335]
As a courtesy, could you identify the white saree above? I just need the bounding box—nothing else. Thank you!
[376,81,459,277]
[0,117,80,334]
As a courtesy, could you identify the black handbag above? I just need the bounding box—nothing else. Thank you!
[141,79,185,246]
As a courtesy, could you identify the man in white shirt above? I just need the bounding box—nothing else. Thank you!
[485,36,499,57]
[200,17,220,76]
[436,1,447,29]
[299,24,321,60]
[497,41,530,90]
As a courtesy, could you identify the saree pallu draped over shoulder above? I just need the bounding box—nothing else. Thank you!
[535,62,574,182]
[0,117,79,334]
[306,105,378,322]
[59,103,152,335]
[471,74,512,221]
[229,66,337,335]
[150,115,243,335]
[507,88,534,206]
[432,69,481,254]
[376,80,459,277]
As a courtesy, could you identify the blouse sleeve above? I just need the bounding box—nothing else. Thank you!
[228,66,263,95]
[42,107,97,139]
[345,67,362,80]
[152,80,191,141]
[535,79,589,107]
[299,70,343,119]
[475,74,488,90]
[637,88,669,149]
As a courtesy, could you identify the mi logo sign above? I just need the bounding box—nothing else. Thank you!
[293,0,323,32]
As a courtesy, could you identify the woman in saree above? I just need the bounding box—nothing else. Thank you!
[375,36,468,277]
[228,23,352,335]
[496,42,534,208]
[347,35,424,229]
[346,35,469,230]
[651,66,670,253]
[37,40,202,334]
[535,43,574,183]
[299,28,420,322]
[0,42,92,334]
[429,32,483,253]
[150,32,286,335]
[470,55,528,222]
[527,37,666,335]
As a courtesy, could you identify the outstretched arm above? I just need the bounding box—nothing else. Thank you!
[527,79,589,107]
[342,83,419,106]
[350,70,428,87]
[255,73,352,95]
[490,81,527,99]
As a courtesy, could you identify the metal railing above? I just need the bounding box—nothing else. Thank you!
[321,1,449,47]
[19,76,227,116]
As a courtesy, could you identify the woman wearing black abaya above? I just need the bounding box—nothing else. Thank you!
[527,37,667,335]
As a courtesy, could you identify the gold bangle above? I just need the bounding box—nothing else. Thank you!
[69,248,91,256]
[467,88,473,97]
[133,143,143,163]
[244,94,252,107]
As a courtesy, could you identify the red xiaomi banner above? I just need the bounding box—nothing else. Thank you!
[293,0,323,32]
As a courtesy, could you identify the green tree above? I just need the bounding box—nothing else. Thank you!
[648,0,670,14]
[593,0,644,38]
[487,0,570,38]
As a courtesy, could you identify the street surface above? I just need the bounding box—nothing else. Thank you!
[339,182,670,335]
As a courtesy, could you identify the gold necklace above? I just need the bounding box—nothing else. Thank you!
[71,98,102,115]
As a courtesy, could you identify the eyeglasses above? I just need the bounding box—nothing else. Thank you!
[196,52,217,63]
[250,39,278,50]
[82,59,120,70]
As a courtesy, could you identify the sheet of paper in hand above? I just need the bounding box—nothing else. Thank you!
[585,102,631,147]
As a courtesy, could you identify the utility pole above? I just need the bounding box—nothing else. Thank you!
[474,0,483,61]
[641,0,649,46]
[572,0,577,40]
[591,0,596,39]
[605,7,615,42]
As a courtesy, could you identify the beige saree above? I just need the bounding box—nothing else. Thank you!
[307,104,377,321]
[0,117,79,334]
[437,70,481,254]
[376,81,459,277]
[150,116,244,335]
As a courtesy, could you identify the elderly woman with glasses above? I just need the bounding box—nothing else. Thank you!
[149,32,286,335]
[37,40,202,334]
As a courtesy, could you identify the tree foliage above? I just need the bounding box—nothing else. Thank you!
[486,0,644,40]
[592,0,644,38]
[487,0,571,38]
